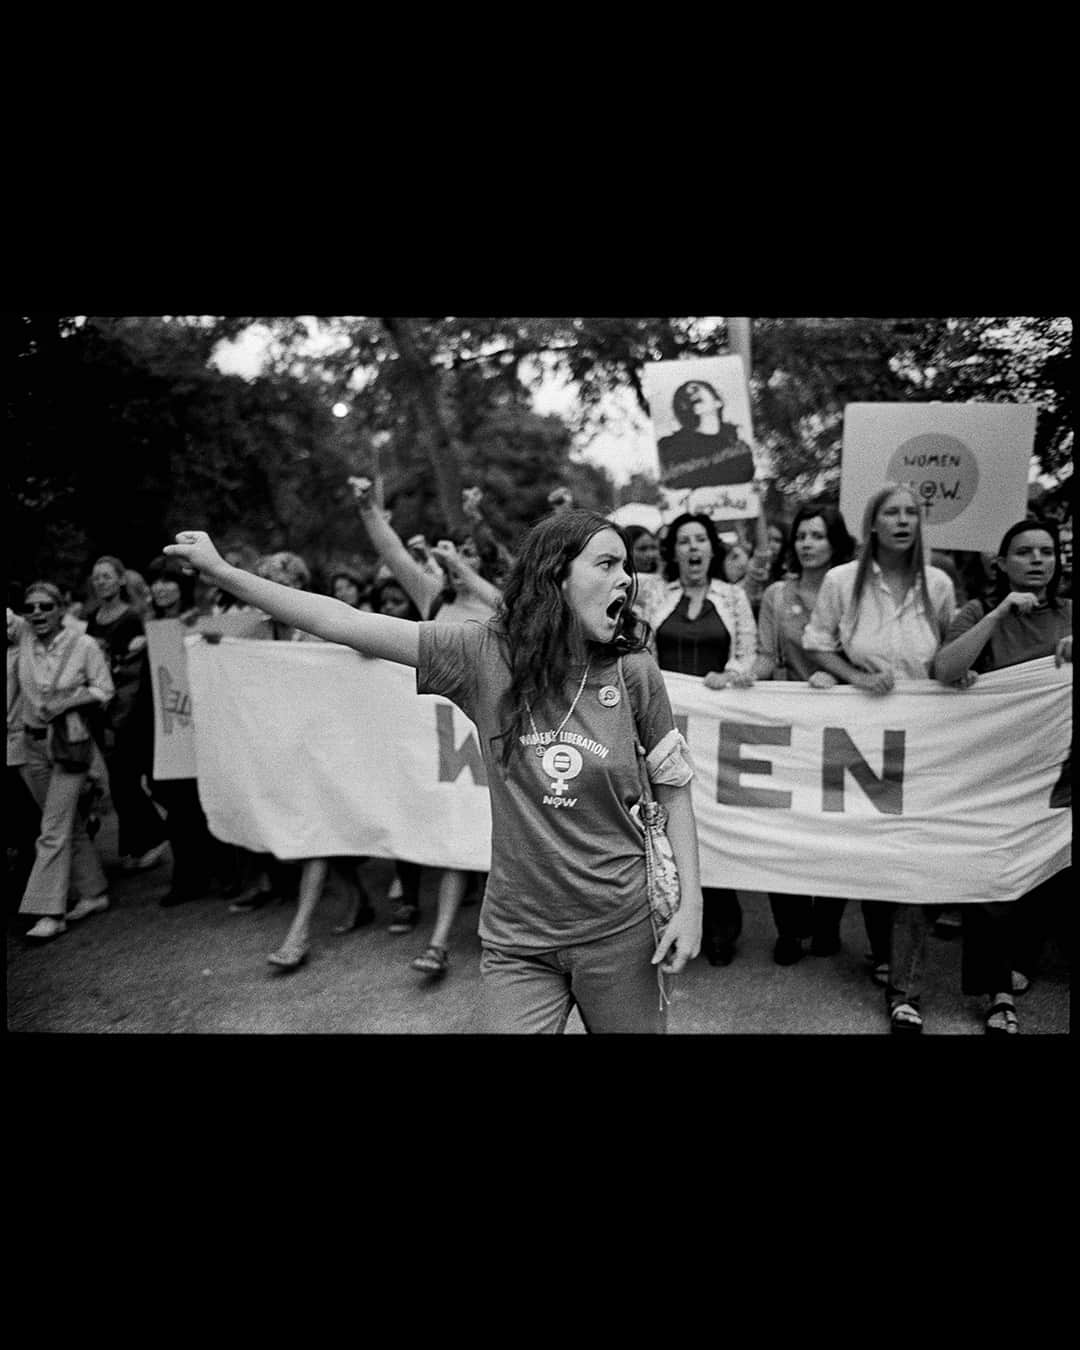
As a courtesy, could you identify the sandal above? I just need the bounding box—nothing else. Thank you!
[267,937,310,970]
[229,888,276,914]
[889,1002,923,1036]
[985,1000,1019,1036]
[411,944,449,975]
[871,961,890,988]
[333,901,376,935]
[387,903,420,934]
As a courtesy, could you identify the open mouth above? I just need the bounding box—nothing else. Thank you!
[606,596,626,623]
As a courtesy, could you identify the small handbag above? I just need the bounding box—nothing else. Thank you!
[50,708,94,772]
[617,658,680,1007]
[43,637,95,773]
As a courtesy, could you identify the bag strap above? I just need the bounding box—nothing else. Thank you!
[47,630,87,700]
[617,656,654,806]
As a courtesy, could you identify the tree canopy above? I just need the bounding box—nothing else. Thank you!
[8,313,1070,594]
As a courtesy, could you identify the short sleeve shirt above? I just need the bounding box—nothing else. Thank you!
[757,579,831,681]
[417,620,681,950]
[944,597,1072,674]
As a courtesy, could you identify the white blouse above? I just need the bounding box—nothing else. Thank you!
[802,559,956,680]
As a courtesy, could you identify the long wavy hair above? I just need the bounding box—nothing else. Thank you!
[493,509,649,768]
[992,517,1063,608]
[850,484,940,635]
[660,513,728,583]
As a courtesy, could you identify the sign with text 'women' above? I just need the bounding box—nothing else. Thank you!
[185,639,1069,903]
[841,403,1036,551]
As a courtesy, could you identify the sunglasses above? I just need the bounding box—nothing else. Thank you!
[23,601,58,614]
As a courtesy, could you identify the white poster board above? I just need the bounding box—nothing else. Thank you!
[642,355,761,520]
[841,403,1037,551]
[146,611,272,780]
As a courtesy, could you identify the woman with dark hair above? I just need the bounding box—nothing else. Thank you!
[753,501,856,964]
[932,517,1072,1034]
[657,381,756,489]
[623,525,661,576]
[637,511,757,965]
[86,554,169,873]
[14,580,114,939]
[803,483,957,1034]
[330,568,371,611]
[166,509,703,1032]
[742,518,790,617]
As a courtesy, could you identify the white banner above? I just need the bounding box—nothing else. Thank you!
[185,639,1071,903]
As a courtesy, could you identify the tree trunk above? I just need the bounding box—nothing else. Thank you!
[381,318,465,534]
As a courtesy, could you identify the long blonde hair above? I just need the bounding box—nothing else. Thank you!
[850,483,941,637]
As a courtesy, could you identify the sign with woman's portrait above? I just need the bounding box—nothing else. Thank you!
[642,355,761,519]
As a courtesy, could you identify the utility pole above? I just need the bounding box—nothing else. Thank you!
[727,317,752,380]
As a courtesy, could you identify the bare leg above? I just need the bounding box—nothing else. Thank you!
[269,858,327,966]
[429,868,466,950]
[411,868,467,974]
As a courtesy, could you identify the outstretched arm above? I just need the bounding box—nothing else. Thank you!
[348,477,441,620]
[164,532,420,667]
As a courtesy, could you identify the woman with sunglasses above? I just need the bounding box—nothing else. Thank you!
[13,582,115,939]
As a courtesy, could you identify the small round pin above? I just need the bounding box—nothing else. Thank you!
[598,685,620,707]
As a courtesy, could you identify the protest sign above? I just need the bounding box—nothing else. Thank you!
[146,611,272,779]
[841,403,1036,551]
[186,639,1070,903]
[642,355,761,520]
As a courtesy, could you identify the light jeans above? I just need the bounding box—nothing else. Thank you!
[18,733,108,917]
[886,903,932,1012]
[477,914,665,1034]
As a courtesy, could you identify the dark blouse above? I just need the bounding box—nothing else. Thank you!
[655,594,731,677]
[86,605,145,736]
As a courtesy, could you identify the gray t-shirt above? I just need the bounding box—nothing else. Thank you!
[417,620,679,950]
[944,597,1072,673]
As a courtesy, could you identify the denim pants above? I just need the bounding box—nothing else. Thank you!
[886,903,932,1011]
[477,914,665,1034]
[18,733,108,916]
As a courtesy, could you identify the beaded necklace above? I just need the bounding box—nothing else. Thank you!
[523,659,591,758]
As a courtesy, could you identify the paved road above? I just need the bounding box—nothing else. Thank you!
[6,815,1070,1035]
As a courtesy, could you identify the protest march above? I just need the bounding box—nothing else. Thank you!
[9,316,1072,1037]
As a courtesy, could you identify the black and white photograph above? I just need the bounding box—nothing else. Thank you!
[6,315,1072,1038]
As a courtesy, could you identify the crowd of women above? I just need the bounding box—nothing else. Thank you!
[8,478,1072,1035]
